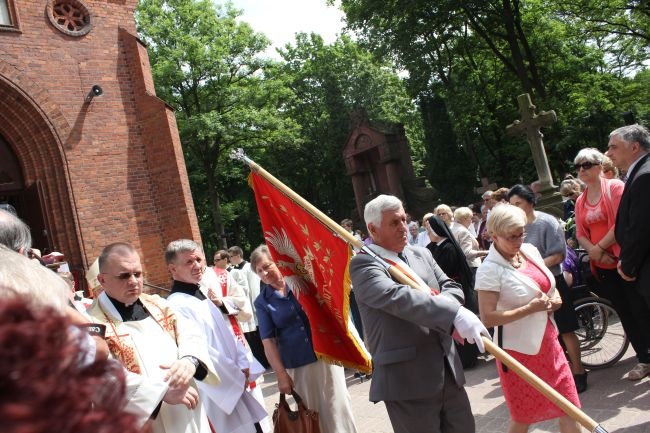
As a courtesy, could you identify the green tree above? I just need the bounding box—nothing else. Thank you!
[136,0,298,251]
[338,0,547,99]
[272,33,424,221]
[337,0,649,197]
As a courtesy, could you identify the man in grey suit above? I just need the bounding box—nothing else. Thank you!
[349,194,488,433]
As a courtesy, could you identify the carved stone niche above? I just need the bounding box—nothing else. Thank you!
[343,108,434,220]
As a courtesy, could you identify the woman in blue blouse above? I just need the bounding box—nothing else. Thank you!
[250,245,358,433]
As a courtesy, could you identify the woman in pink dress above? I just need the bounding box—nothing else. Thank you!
[476,204,581,433]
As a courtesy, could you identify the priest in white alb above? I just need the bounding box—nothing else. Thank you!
[166,239,270,433]
[87,243,220,433]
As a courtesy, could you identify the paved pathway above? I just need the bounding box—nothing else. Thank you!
[258,346,650,432]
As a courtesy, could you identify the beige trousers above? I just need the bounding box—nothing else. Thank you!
[287,359,358,433]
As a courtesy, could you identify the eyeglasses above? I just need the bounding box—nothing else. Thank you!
[106,272,143,280]
[215,256,229,261]
[502,232,526,243]
[575,162,599,171]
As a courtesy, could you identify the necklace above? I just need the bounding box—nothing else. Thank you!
[510,252,524,269]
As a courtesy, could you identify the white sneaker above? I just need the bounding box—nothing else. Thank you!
[626,363,650,381]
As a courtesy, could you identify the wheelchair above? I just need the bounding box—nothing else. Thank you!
[569,249,629,369]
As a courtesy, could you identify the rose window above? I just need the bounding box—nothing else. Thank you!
[46,0,92,37]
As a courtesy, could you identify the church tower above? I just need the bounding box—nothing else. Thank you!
[0,0,201,288]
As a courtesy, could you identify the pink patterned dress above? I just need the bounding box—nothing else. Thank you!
[496,259,581,424]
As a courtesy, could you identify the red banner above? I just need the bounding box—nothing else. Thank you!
[249,172,371,373]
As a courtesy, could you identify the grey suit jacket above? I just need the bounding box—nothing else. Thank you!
[349,244,465,403]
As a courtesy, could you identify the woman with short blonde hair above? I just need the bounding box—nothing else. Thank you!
[477,204,581,433]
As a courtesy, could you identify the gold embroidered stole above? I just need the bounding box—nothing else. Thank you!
[89,293,179,374]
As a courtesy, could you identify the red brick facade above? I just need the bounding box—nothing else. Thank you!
[0,0,201,288]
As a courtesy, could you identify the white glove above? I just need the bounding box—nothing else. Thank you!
[453,306,489,353]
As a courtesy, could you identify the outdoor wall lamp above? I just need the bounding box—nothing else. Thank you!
[85,84,103,102]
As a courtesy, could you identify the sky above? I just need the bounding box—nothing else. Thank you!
[227,0,347,57]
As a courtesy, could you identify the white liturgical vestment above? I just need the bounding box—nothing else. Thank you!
[89,292,219,433]
[168,287,269,433]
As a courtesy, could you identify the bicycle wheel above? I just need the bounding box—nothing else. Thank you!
[574,297,629,369]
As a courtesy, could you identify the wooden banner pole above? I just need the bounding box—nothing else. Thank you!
[232,149,608,433]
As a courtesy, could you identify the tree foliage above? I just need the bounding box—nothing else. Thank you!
[338,0,649,197]
[136,0,299,252]
[136,0,421,250]
[271,34,425,222]
[136,0,650,251]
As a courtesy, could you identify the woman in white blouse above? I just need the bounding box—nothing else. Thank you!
[475,204,580,433]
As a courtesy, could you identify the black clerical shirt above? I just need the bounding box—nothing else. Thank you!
[232,260,247,271]
[170,280,206,300]
[106,295,150,321]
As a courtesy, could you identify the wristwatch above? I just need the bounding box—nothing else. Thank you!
[182,355,200,369]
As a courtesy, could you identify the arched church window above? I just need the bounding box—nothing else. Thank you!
[46,0,92,37]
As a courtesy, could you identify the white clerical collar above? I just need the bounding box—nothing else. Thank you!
[98,291,124,321]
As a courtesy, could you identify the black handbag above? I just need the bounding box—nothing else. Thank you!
[272,390,321,433]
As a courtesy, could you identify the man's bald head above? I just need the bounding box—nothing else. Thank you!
[98,243,137,272]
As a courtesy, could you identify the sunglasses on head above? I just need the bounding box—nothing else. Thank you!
[575,161,599,171]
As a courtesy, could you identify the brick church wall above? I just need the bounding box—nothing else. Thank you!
[0,0,201,288]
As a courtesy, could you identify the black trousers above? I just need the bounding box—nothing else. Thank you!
[596,267,650,364]
[244,328,270,368]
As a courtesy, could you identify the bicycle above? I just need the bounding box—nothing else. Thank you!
[569,249,629,369]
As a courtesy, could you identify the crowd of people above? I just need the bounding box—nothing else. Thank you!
[0,123,649,433]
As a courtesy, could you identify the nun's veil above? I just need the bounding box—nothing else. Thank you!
[427,215,476,311]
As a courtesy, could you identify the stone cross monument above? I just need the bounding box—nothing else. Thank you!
[506,93,563,217]
[506,93,557,190]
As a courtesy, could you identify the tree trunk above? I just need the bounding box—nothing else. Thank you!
[204,159,227,249]
[501,0,535,96]
[511,1,546,98]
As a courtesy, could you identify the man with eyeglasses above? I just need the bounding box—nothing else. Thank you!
[88,242,220,433]
[349,194,489,433]
[201,249,253,331]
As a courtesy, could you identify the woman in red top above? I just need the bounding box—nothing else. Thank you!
[574,148,650,381]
